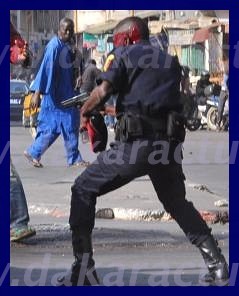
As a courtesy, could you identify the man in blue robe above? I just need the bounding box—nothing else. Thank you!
[24,18,88,167]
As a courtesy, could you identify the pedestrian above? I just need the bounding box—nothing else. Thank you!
[10,160,36,242]
[77,59,101,94]
[104,94,116,131]
[71,36,84,94]
[58,17,229,286]
[195,70,212,105]
[24,18,88,168]
[10,22,36,242]
[10,22,32,67]
[217,58,229,131]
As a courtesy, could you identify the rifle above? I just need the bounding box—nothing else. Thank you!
[61,92,89,108]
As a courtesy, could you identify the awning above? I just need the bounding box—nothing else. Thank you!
[192,27,210,43]
[192,23,228,43]
[83,11,162,35]
[84,20,117,35]
[83,32,98,48]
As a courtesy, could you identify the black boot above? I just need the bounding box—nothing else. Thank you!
[199,236,229,286]
[57,230,99,286]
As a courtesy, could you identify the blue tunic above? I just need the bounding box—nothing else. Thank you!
[27,36,82,165]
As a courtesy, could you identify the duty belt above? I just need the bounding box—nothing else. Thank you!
[115,112,168,142]
[140,115,167,135]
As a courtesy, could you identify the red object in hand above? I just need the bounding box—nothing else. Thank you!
[86,112,108,153]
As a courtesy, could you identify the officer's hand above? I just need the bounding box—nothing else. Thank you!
[30,92,41,110]
[80,114,89,132]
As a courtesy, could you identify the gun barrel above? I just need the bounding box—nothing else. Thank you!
[61,92,89,108]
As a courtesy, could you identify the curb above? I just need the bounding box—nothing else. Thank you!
[95,208,229,224]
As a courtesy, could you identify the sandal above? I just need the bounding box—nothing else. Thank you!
[11,227,36,242]
[69,161,90,168]
[24,151,43,168]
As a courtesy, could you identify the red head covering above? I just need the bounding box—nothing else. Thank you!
[113,22,142,47]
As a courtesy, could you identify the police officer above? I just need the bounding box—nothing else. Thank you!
[217,58,229,131]
[58,17,229,286]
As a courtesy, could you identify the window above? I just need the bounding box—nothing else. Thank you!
[10,81,29,95]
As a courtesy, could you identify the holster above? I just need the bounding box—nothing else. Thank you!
[115,111,186,143]
[115,113,143,142]
[166,111,186,143]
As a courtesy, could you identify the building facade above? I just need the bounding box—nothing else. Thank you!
[10,10,229,80]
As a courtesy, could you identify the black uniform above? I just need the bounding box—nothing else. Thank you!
[69,41,210,246]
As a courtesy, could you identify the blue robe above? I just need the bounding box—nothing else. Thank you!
[26,36,82,165]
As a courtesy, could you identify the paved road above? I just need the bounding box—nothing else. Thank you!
[10,125,229,220]
[10,124,229,286]
[11,220,228,286]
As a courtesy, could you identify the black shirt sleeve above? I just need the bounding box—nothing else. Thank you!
[100,48,127,92]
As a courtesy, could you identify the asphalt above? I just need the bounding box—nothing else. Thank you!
[10,219,229,286]
[10,125,229,286]
[10,125,229,225]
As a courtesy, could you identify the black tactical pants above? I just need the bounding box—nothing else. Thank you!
[70,139,211,246]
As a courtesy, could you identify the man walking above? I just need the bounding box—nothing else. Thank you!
[24,18,88,168]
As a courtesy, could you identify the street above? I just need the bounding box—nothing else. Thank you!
[10,123,229,286]
[9,9,231,287]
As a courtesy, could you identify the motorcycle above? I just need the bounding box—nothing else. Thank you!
[182,81,229,132]
[202,84,228,131]
[182,93,206,131]
[184,96,201,131]
[206,93,229,131]
[186,84,223,131]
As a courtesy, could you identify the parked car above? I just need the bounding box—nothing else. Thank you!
[10,79,29,121]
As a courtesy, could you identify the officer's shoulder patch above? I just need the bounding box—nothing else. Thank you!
[103,54,115,72]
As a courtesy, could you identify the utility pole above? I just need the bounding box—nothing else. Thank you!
[26,10,32,43]
[74,10,78,47]
[75,10,78,34]
[17,10,21,34]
